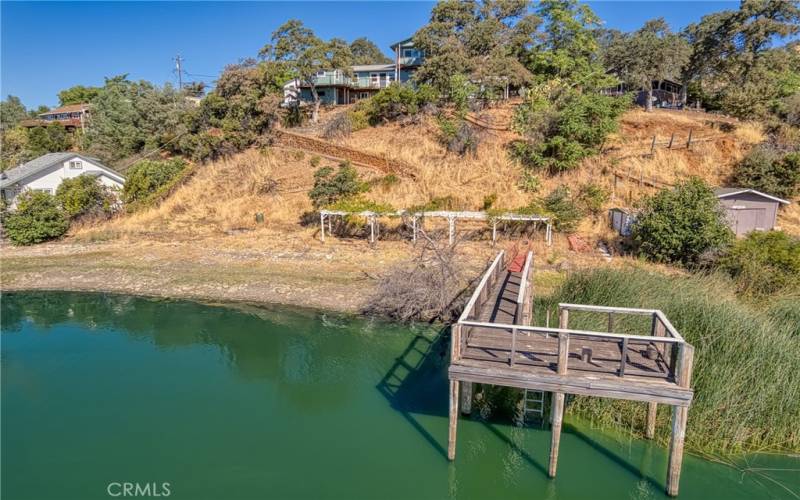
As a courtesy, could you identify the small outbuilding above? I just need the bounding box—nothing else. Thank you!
[608,208,635,236]
[714,187,790,236]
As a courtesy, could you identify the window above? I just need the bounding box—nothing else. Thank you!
[69,160,83,170]
[403,49,417,58]
[33,188,53,195]
[318,91,326,97]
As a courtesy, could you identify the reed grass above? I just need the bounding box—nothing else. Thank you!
[534,268,800,456]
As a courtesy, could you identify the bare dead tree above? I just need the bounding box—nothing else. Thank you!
[363,229,474,323]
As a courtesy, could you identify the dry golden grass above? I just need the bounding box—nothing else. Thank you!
[78,107,792,242]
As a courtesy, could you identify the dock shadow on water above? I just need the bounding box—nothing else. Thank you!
[376,325,451,458]
[2,291,798,500]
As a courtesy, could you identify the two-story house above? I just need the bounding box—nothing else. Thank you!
[21,103,91,132]
[289,38,424,106]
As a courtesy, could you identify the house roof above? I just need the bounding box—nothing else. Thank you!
[352,64,395,72]
[389,37,414,50]
[38,103,89,116]
[0,152,124,189]
[713,187,790,205]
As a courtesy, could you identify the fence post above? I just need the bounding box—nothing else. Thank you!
[686,129,693,150]
[650,135,657,155]
[668,133,675,149]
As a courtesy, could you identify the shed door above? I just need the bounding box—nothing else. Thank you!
[733,208,765,236]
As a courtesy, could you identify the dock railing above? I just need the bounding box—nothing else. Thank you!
[514,252,534,325]
[452,251,506,361]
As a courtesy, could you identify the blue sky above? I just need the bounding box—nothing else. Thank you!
[1,1,742,108]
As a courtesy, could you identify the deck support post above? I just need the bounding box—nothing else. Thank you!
[369,216,375,243]
[666,344,694,496]
[320,213,325,242]
[448,379,460,460]
[492,220,497,246]
[460,382,473,415]
[646,402,657,439]
[548,391,565,478]
[412,216,417,243]
[448,216,456,245]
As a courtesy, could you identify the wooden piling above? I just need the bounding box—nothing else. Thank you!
[549,391,565,478]
[646,402,658,439]
[448,379,460,460]
[666,345,694,496]
[460,382,473,415]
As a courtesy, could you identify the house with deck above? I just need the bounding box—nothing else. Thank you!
[289,38,424,106]
[0,152,125,208]
[20,103,91,131]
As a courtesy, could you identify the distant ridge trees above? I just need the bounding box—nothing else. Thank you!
[350,37,392,65]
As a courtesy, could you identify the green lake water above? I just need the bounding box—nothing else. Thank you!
[2,292,797,500]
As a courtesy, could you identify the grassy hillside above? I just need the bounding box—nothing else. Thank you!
[79,107,799,241]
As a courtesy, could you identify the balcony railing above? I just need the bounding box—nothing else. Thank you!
[307,75,395,89]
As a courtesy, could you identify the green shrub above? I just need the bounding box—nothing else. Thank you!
[447,74,477,116]
[733,145,800,199]
[408,195,465,213]
[537,268,800,454]
[577,182,609,215]
[363,83,437,124]
[308,161,366,209]
[512,85,628,173]
[327,196,394,213]
[720,231,800,296]
[482,193,497,210]
[55,175,114,219]
[543,186,582,232]
[348,109,369,131]
[309,156,321,168]
[633,178,733,267]
[123,159,187,205]
[518,170,541,193]
[3,191,69,245]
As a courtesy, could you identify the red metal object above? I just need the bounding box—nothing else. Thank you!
[507,252,526,272]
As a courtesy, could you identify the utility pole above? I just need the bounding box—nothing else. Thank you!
[174,55,183,90]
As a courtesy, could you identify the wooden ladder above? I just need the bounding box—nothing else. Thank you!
[523,389,545,424]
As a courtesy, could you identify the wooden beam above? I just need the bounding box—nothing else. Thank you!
[549,391,565,477]
[460,382,473,415]
[448,363,694,406]
[646,402,657,439]
[666,345,694,496]
[448,379,460,460]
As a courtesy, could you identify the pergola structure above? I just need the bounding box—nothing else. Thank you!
[319,209,552,246]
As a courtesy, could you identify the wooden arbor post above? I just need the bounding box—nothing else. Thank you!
[666,344,694,496]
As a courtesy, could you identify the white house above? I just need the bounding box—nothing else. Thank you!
[0,152,125,208]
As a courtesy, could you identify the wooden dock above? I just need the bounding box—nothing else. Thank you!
[448,251,694,496]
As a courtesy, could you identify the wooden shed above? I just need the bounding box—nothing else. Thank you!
[714,188,790,236]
